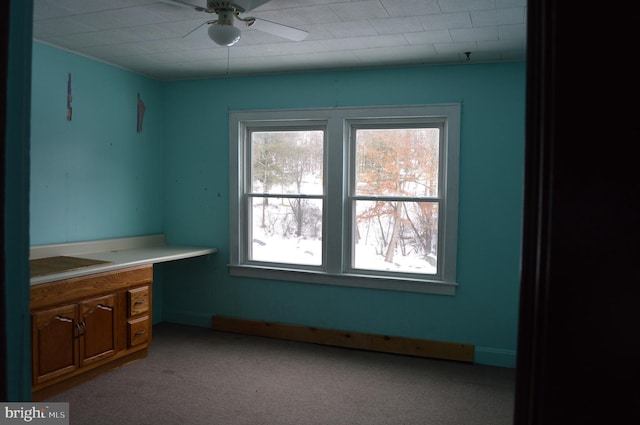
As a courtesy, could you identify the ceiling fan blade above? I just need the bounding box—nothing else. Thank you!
[183,20,215,38]
[250,18,308,41]
[158,0,208,12]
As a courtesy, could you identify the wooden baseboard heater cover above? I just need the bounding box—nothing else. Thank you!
[211,316,474,363]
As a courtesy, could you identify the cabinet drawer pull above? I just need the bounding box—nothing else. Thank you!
[134,300,146,305]
[135,330,146,336]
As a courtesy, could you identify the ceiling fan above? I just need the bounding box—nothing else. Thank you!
[160,0,309,47]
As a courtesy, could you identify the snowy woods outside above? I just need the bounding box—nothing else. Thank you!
[249,127,440,275]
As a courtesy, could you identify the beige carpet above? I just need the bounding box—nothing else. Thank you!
[47,322,515,425]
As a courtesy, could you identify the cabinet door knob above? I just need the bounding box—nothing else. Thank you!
[75,322,86,337]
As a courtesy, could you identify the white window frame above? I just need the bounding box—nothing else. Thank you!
[229,105,460,295]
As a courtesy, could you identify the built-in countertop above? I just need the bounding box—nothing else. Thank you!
[29,234,217,285]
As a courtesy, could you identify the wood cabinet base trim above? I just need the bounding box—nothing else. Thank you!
[32,348,148,401]
[211,316,474,363]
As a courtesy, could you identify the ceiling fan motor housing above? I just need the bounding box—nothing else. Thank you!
[208,1,244,13]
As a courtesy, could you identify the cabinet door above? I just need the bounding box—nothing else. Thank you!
[32,304,79,385]
[80,294,117,366]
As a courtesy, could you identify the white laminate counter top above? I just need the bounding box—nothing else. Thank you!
[30,234,217,285]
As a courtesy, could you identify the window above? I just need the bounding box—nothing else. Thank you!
[229,105,460,295]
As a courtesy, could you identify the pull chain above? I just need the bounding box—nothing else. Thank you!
[226,46,230,76]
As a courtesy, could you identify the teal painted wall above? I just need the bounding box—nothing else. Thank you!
[28,42,524,369]
[30,42,164,245]
[161,63,526,367]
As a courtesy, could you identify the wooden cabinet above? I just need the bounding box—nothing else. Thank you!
[31,294,117,385]
[30,265,152,400]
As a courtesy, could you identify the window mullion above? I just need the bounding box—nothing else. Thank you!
[324,115,345,273]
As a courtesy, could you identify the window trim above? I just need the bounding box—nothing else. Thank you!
[229,104,460,295]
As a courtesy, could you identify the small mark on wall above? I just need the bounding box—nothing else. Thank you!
[66,73,72,121]
[137,93,146,133]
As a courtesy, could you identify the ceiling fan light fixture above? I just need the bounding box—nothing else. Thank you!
[208,22,241,46]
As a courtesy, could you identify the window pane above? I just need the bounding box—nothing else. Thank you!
[250,196,323,266]
[353,200,438,274]
[355,128,439,197]
[251,130,324,195]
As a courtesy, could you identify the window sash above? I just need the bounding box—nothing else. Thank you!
[345,120,446,280]
[245,193,325,269]
[243,124,327,270]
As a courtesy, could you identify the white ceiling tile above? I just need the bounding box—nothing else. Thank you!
[81,6,175,31]
[328,1,390,20]
[251,0,351,12]
[230,39,317,58]
[32,16,98,38]
[379,0,442,18]
[419,12,472,31]
[46,29,145,49]
[250,5,342,26]
[404,30,452,45]
[125,23,184,41]
[33,0,75,20]
[88,0,155,13]
[32,0,527,80]
[437,0,495,13]
[369,16,423,34]
[152,2,211,20]
[450,26,499,43]
[146,48,222,64]
[322,21,378,38]
[353,44,438,63]
[309,34,409,52]
[497,0,527,7]
[75,44,143,60]
[471,7,526,27]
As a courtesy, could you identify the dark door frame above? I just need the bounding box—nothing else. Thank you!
[1,0,10,402]
[514,1,639,423]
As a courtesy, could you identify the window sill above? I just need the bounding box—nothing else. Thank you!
[228,265,457,295]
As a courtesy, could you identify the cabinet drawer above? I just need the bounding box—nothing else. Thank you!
[128,316,150,347]
[127,286,149,316]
